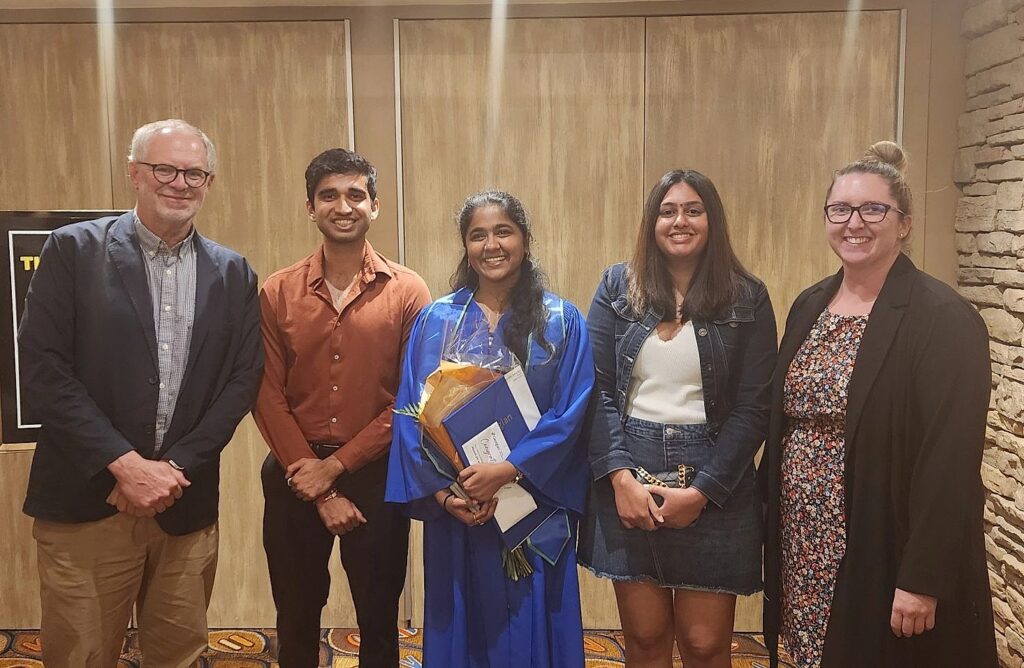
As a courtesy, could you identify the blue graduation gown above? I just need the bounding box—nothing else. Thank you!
[386,288,594,668]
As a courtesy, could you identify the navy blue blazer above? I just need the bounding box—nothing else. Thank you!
[19,212,263,535]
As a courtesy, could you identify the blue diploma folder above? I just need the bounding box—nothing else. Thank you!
[441,372,555,550]
[444,374,529,458]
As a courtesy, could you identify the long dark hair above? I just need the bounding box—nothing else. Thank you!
[627,170,751,321]
[450,191,552,365]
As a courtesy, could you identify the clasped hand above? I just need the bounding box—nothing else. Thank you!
[106,452,190,517]
[609,470,706,530]
[316,494,367,536]
[435,489,498,527]
[458,461,517,505]
[645,485,707,528]
[286,456,344,501]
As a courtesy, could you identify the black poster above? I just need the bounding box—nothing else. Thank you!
[0,211,124,445]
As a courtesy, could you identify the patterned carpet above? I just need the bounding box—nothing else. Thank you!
[0,628,795,666]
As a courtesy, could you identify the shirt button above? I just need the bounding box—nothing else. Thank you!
[333,354,340,360]
[159,382,166,389]
[164,305,171,312]
[698,328,708,336]
[162,343,170,351]
[165,269,172,275]
[332,385,338,391]
[331,417,338,423]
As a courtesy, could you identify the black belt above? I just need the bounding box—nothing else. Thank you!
[310,442,342,459]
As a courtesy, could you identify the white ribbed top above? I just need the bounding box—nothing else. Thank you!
[625,321,706,425]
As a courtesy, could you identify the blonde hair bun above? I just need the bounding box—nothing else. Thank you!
[863,140,908,174]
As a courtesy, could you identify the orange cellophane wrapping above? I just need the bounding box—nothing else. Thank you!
[419,361,501,472]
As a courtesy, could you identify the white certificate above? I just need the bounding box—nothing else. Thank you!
[462,420,537,531]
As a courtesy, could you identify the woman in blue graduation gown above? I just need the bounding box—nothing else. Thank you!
[386,191,594,668]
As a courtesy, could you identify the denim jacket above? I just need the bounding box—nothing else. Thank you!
[585,262,777,507]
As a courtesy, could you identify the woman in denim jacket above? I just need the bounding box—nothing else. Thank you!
[579,170,777,668]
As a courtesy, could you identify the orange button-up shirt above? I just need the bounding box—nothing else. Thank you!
[253,242,430,473]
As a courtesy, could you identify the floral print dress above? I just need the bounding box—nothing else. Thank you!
[780,308,869,667]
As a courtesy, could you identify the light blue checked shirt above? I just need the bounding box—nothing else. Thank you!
[134,214,196,454]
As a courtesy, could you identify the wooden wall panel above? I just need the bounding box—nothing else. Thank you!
[645,11,900,630]
[0,24,113,210]
[0,452,39,627]
[0,22,113,628]
[398,17,645,312]
[107,20,354,627]
[398,16,645,629]
[645,12,901,333]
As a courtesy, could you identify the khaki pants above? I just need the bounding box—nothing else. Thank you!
[33,513,218,668]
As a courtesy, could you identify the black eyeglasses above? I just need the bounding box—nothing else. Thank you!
[136,161,211,188]
[824,202,905,224]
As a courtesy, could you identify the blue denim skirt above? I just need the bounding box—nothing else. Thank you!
[578,418,762,594]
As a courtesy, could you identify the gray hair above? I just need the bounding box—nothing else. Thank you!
[127,119,217,173]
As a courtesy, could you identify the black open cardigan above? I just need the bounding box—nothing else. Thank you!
[760,254,997,667]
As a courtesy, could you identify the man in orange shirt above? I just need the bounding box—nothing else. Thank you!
[254,148,430,667]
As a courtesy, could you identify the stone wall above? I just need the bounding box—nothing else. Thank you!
[956,1,1024,665]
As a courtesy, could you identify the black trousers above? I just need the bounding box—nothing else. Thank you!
[262,453,409,668]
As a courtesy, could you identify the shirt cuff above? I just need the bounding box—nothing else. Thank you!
[591,452,637,481]
[332,448,356,474]
[691,471,730,508]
